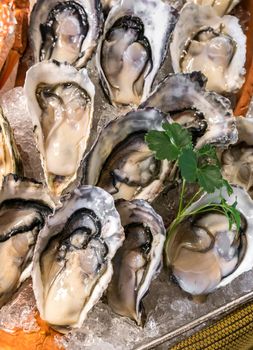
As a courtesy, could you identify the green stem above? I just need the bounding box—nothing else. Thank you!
[183,202,218,217]
[178,178,186,217]
[165,217,181,265]
[182,188,204,213]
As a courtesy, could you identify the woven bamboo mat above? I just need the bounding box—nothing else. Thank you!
[170,301,253,350]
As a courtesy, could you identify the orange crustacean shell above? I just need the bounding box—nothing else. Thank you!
[234,0,253,116]
[0,2,16,73]
[0,0,29,92]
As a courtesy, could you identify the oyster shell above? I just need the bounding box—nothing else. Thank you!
[165,186,252,296]
[29,0,102,67]
[96,0,177,106]
[141,72,238,148]
[107,199,165,325]
[0,107,23,187]
[82,108,173,202]
[24,61,95,197]
[101,0,119,15]
[187,0,241,16]
[32,186,124,332]
[0,174,54,308]
[222,117,253,198]
[170,3,246,93]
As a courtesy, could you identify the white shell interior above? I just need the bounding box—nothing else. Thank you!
[170,3,246,93]
[32,186,124,330]
[24,61,95,197]
[96,0,176,105]
[29,0,101,68]
[181,186,253,291]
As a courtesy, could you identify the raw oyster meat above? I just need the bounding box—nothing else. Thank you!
[107,199,165,325]
[222,117,253,198]
[29,0,102,67]
[0,174,54,308]
[96,0,177,106]
[82,108,173,202]
[24,61,95,197]
[187,0,241,16]
[32,186,124,332]
[170,3,246,93]
[141,72,237,148]
[0,107,23,187]
[165,186,253,295]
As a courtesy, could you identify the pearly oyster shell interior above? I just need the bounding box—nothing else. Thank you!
[187,0,241,16]
[0,174,54,308]
[0,108,23,187]
[222,117,253,198]
[107,199,165,325]
[24,61,95,197]
[96,0,177,106]
[166,186,253,296]
[141,72,238,148]
[170,3,246,93]
[32,186,124,332]
[29,0,102,67]
[82,108,173,202]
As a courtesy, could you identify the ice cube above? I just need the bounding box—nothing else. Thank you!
[0,279,39,333]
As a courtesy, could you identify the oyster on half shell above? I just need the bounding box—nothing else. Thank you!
[170,3,246,93]
[96,0,177,106]
[141,72,237,148]
[187,0,241,16]
[24,61,95,197]
[32,186,124,332]
[0,174,54,308]
[222,117,253,198]
[107,199,165,325]
[29,0,102,67]
[165,186,252,296]
[82,108,173,202]
[0,108,23,187]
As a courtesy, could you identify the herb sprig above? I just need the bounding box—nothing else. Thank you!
[146,122,241,256]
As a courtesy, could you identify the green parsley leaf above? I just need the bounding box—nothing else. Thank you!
[197,144,217,158]
[162,123,192,149]
[179,148,197,183]
[196,144,220,167]
[197,165,223,193]
[145,131,179,161]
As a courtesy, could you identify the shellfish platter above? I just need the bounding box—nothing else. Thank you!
[0,0,252,349]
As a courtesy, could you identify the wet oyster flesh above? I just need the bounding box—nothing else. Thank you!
[170,3,246,93]
[29,0,102,67]
[97,0,177,105]
[83,108,173,202]
[0,108,23,187]
[0,174,54,307]
[107,199,165,325]
[32,186,124,331]
[222,117,253,198]
[141,72,238,148]
[24,61,95,197]
[166,186,253,295]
